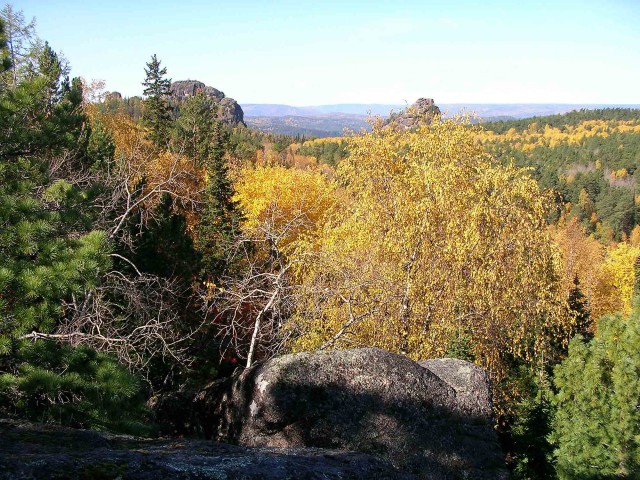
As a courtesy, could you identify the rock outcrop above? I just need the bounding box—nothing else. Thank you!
[418,358,494,419]
[387,97,441,129]
[104,91,122,101]
[170,80,245,127]
[198,348,507,479]
[0,419,410,480]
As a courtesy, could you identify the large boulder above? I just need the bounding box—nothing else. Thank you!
[170,80,245,127]
[418,358,493,419]
[198,348,507,479]
[0,419,410,480]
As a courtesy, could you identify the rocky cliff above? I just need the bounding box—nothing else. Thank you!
[170,80,245,127]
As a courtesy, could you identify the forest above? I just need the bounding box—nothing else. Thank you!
[2,5,640,479]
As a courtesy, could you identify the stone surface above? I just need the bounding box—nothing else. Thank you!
[104,91,122,101]
[198,348,508,480]
[0,419,411,480]
[170,80,245,127]
[388,97,441,129]
[418,358,493,419]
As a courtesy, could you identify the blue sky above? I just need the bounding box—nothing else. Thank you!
[9,0,640,105]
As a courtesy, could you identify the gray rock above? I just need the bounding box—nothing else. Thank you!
[0,419,411,480]
[104,91,122,101]
[198,348,507,480]
[388,98,441,129]
[418,358,493,419]
[170,80,245,127]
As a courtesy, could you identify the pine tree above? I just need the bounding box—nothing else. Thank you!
[174,91,241,278]
[552,302,640,478]
[0,21,164,433]
[0,39,109,355]
[567,275,592,341]
[141,54,172,148]
[0,18,12,81]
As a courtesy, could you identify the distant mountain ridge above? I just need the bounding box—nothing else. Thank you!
[243,103,640,119]
[242,104,404,117]
[242,102,640,137]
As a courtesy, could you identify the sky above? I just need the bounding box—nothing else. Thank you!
[8,0,640,105]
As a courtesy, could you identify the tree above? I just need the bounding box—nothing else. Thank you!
[290,118,568,384]
[174,90,241,278]
[552,302,640,478]
[591,242,640,320]
[0,4,36,87]
[142,54,172,148]
[550,216,604,321]
[205,165,338,367]
[0,35,108,355]
[0,17,12,82]
[0,27,154,429]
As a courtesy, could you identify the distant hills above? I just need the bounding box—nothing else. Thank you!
[242,102,640,137]
[242,104,405,117]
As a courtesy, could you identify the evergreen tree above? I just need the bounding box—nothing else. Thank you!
[0,342,150,434]
[174,91,241,278]
[552,302,640,478]
[567,275,592,341]
[509,368,556,480]
[0,18,12,82]
[0,30,151,432]
[141,54,172,148]
[0,38,108,353]
[128,193,200,282]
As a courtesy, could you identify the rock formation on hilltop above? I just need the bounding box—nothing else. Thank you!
[387,97,441,129]
[196,348,507,480]
[170,80,245,127]
[104,91,122,102]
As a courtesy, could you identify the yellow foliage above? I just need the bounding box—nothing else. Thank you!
[550,217,604,311]
[477,119,640,150]
[87,105,203,221]
[591,242,640,320]
[291,119,568,380]
[233,165,338,257]
[630,225,640,246]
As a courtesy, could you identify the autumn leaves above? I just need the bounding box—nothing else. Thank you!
[232,119,571,381]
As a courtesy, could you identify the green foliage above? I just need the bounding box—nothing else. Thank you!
[506,367,556,480]
[174,91,242,278]
[128,194,200,282]
[0,24,151,435]
[567,275,592,342]
[142,54,172,148]
[0,41,110,349]
[484,108,640,134]
[0,341,151,435]
[552,302,640,478]
[0,17,12,79]
[484,110,640,240]
[296,138,349,166]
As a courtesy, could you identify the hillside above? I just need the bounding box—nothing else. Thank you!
[245,113,369,137]
[481,108,640,241]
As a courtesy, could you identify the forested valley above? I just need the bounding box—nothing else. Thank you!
[2,6,640,479]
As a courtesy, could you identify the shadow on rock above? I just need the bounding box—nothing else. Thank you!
[197,347,508,480]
